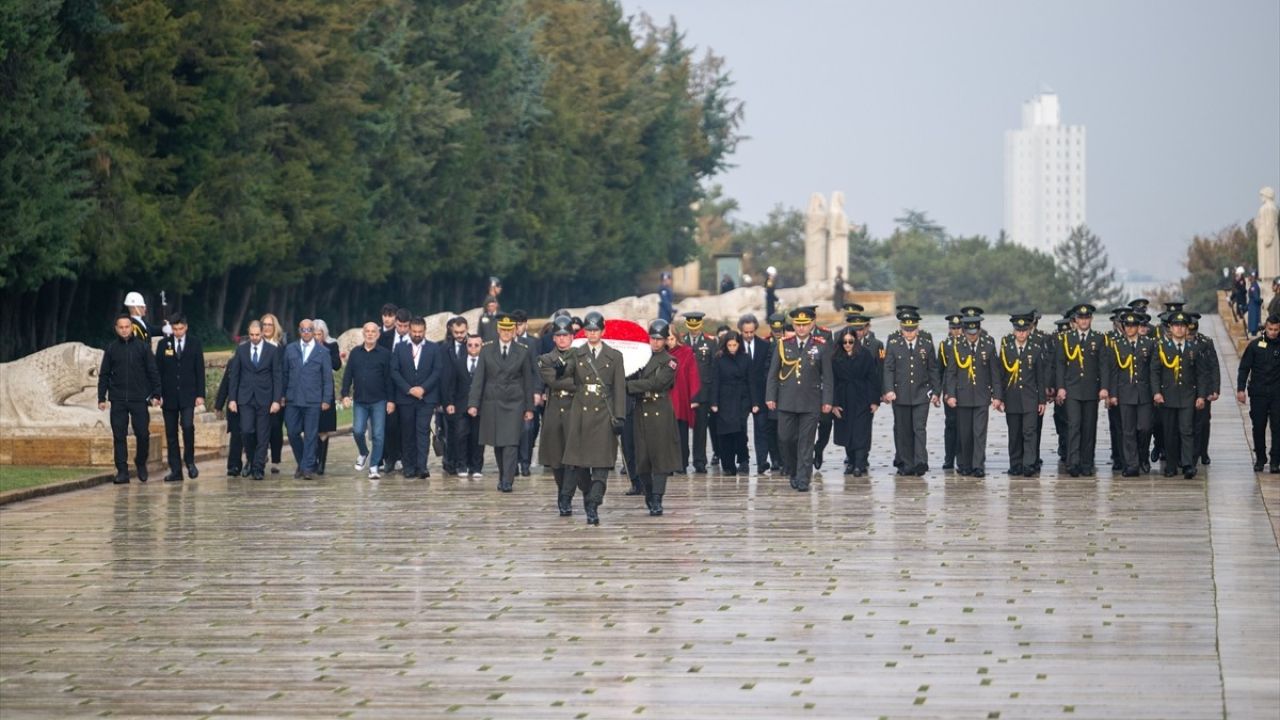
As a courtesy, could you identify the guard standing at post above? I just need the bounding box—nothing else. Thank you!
[627,320,683,515]
[1236,314,1280,473]
[538,316,579,515]
[562,312,627,525]
[766,306,833,492]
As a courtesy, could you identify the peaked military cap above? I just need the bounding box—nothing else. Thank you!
[1071,303,1097,318]
[895,304,920,314]
[845,313,870,328]
[961,316,983,331]
[1163,301,1186,313]
[1054,317,1072,329]
[788,306,817,325]
[1128,297,1150,309]
[1010,314,1034,330]
[495,312,517,330]
[1120,311,1143,325]
[842,302,865,313]
[898,310,922,328]
[683,311,706,329]
[959,306,984,318]
[1167,310,1191,324]
[945,314,963,328]
[767,313,785,332]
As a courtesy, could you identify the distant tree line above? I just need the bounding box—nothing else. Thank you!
[0,0,743,359]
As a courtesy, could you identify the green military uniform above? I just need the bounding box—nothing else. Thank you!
[627,324,682,515]
[1054,304,1111,476]
[682,312,716,473]
[883,310,939,476]
[765,307,833,492]
[561,315,627,524]
[998,316,1048,476]
[1108,312,1156,476]
[467,316,535,492]
[1188,318,1220,465]
[937,315,963,469]
[537,316,578,514]
[943,316,1002,476]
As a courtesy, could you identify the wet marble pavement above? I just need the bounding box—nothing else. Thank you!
[2,316,1277,719]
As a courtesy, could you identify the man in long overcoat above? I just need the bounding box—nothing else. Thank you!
[467,313,534,492]
[538,315,579,515]
[562,312,627,525]
[627,320,683,516]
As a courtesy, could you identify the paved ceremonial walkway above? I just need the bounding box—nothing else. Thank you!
[2,316,1277,719]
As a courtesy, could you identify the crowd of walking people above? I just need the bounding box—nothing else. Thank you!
[95,289,1280,525]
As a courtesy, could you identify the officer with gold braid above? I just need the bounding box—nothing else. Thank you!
[1151,310,1212,479]
[765,306,833,492]
[1107,310,1156,476]
[996,314,1047,476]
[882,308,940,476]
[1054,303,1111,477]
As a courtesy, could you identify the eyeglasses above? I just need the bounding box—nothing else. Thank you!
[842,340,856,345]
[299,327,314,333]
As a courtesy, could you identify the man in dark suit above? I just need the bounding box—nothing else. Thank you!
[739,314,772,473]
[468,313,535,493]
[156,312,206,482]
[458,334,485,477]
[444,333,479,476]
[391,317,442,479]
[281,319,334,479]
[226,320,282,480]
[378,308,412,471]
[377,303,399,348]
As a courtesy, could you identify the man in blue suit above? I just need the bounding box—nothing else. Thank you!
[391,316,442,479]
[282,319,334,479]
[227,320,283,480]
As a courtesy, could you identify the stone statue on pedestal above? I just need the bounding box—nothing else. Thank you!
[1257,186,1279,286]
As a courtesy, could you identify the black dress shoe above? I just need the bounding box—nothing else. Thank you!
[586,506,600,525]
[294,469,304,479]
[186,463,199,479]
[693,466,707,474]
[625,487,642,496]
[1254,461,1266,472]
[1182,467,1196,479]
[227,467,242,477]
[242,467,253,477]
[253,473,264,481]
[789,477,799,489]
[813,456,823,470]
[795,482,810,492]
[941,462,955,470]
[896,468,912,477]
[852,469,864,477]
[1111,462,1124,472]
[1271,464,1280,474]
[1150,448,1162,462]
[1007,466,1023,475]
[520,465,531,476]
[914,464,929,476]
[113,473,130,485]
[1163,469,1178,477]
[958,468,971,477]
[1200,455,1211,465]
[1082,466,1096,477]
[1068,466,1080,477]
[137,472,148,483]
[163,472,182,483]
[757,465,769,474]
[303,471,314,480]
[972,469,985,478]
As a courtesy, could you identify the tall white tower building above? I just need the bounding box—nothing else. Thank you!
[1004,92,1086,254]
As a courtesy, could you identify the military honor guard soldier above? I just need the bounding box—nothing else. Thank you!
[561,312,627,524]
[765,306,834,492]
[626,320,684,515]
[1151,310,1212,478]
[538,315,579,515]
[1236,314,1280,473]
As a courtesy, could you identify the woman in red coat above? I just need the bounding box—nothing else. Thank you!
[665,333,701,473]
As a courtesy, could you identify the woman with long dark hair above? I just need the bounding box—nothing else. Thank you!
[710,331,757,475]
[831,327,880,476]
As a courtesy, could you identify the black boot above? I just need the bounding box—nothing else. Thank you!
[585,502,600,525]
[650,493,663,516]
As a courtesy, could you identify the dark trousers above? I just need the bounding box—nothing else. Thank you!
[1249,393,1280,464]
[398,401,433,475]
[621,398,638,479]
[575,466,609,507]
[1033,408,1046,468]
[163,405,196,472]
[1118,403,1153,472]
[239,403,271,474]
[464,416,483,473]
[815,413,832,461]
[494,445,518,489]
[640,472,668,496]
[269,411,284,464]
[285,404,321,473]
[384,408,402,467]
[1107,405,1123,465]
[110,401,151,474]
[892,403,929,471]
[1006,410,1038,472]
[519,407,542,468]
[718,431,748,473]
[955,405,990,472]
[1162,405,1195,470]
[766,415,781,473]
[225,412,245,472]
[444,411,468,473]
[778,410,819,487]
[1065,398,1098,470]
[709,411,721,461]
[677,419,690,471]
[1053,402,1068,460]
[751,410,770,469]
[1151,406,1165,459]
[691,404,710,470]
[1193,402,1212,460]
[555,467,575,503]
[943,403,958,465]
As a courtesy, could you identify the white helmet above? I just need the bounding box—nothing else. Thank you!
[742,273,752,285]
[1236,266,1245,275]
[124,291,145,307]
[766,266,777,275]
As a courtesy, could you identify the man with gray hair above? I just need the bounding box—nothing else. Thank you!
[739,313,772,473]
[342,322,395,479]
[282,319,334,479]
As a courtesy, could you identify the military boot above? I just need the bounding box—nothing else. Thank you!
[650,494,664,516]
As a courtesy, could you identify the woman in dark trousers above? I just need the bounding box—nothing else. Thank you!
[313,319,343,474]
[831,328,880,476]
[710,331,757,475]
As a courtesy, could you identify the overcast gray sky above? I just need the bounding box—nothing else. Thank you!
[620,0,1280,280]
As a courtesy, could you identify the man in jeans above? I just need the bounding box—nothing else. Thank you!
[342,322,395,479]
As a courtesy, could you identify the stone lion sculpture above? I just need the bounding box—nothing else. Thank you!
[0,343,107,431]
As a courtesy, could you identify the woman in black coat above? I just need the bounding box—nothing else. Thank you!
[831,328,880,476]
[710,331,758,475]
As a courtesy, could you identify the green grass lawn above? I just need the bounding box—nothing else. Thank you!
[0,466,101,493]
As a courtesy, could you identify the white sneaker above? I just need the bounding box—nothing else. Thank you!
[393,461,403,472]
[471,471,483,479]
[368,467,380,479]
[354,454,368,471]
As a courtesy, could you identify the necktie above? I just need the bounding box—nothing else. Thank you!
[592,346,599,360]
[469,357,476,375]
[252,345,259,365]
[176,340,183,359]
[747,342,753,360]
[502,345,508,359]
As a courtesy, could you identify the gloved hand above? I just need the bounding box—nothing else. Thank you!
[611,417,625,435]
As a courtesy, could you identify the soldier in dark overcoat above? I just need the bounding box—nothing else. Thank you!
[996,314,1048,477]
[627,320,683,515]
[1054,304,1112,477]
[538,316,578,515]
[1107,310,1156,476]
[1151,310,1212,478]
[943,315,1002,477]
[467,313,534,492]
[562,312,627,525]
[882,310,940,476]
